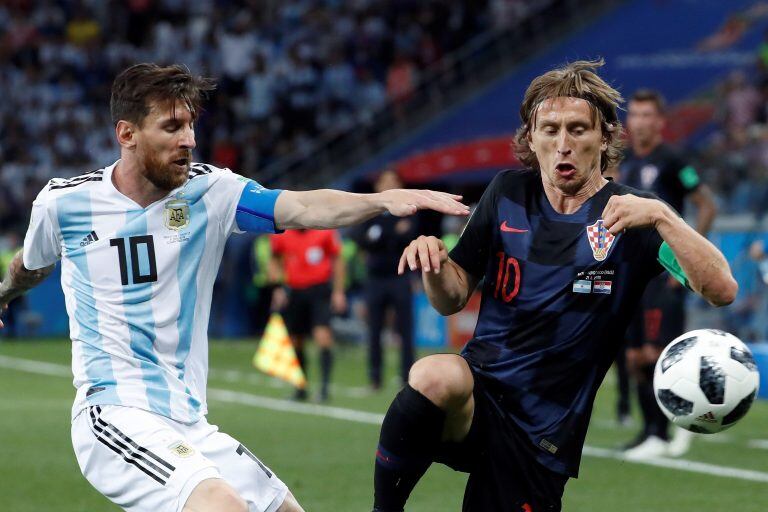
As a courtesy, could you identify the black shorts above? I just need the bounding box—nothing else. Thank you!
[435,366,568,512]
[283,283,332,337]
[626,273,686,349]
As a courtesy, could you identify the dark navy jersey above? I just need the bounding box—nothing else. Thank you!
[449,169,665,477]
[620,143,700,214]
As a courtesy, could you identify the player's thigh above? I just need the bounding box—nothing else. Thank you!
[71,405,220,512]
[194,421,290,512]
[183,478,247,512]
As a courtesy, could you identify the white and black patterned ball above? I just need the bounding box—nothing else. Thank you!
[653,329,760,434]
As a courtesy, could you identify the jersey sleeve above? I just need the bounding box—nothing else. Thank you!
[448,173,501,279]
[270,233,284,255]
[209,167,283,236]
[673,154,701,195]
[325,230,342,257]
[23,183,62,270]
[641,228,665,279]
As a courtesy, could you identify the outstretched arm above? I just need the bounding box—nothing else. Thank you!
[0,251,55,327]
[602,194,737,307]
[273,189,469,230]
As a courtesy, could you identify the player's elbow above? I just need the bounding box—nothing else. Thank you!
[703,275,738,307]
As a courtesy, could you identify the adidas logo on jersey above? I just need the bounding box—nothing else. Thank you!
[80,231,99,247]
[696,411,718,423]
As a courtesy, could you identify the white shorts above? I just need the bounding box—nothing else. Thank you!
[71,405,288,512]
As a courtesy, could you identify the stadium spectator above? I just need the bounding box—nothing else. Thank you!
[0,1,498,190]
[270,229,347,402]
[351,170,417,390]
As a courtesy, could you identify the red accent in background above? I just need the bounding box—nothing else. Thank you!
[394,136,520,183]
[387,101,714,183]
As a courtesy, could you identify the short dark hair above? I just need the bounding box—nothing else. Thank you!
[110,63,216,126]
[629,89,666,114]
[514,59,624,174]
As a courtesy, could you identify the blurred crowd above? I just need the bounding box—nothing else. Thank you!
[0,0,518,239]
[693,30,768,219]
[1,1,767,343]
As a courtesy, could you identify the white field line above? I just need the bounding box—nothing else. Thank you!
[2,355,767,483]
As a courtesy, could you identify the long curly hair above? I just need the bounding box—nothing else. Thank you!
[514,59,624,173]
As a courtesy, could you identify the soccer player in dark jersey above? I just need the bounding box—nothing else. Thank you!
[617,89,718,459]
[370,60,737,512]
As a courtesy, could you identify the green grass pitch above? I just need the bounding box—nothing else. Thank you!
[1,339,766,511]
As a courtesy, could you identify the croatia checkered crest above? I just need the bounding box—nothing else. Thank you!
[586,219,615,261]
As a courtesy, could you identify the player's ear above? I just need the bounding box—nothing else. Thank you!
[527,129,535,153]
[115,120,137,149]
[600,135,608,152]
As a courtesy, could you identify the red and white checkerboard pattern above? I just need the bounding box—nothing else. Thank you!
[586,220,615,261]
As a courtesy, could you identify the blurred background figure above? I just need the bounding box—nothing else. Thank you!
[351,170,417,390]
[270,229,346,402]
[616,89,718,459]
[0,232,24,339]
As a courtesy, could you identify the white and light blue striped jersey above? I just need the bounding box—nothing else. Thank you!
[22,161,283,424]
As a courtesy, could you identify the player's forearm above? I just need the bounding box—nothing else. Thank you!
[654,205,736,307]
[422,259,473,316]
[0,251,55,304]
[276,190,386,230]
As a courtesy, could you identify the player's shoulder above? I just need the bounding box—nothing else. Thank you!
[655,144,688,168]
[188,162,233,180]
[488,168,539,193]
[606,180,660,201]
[42,166,108,200]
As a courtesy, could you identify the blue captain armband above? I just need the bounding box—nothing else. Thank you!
[235,180,284,233]
[657,241,692,290]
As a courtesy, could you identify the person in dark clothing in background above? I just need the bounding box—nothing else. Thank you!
[353,170,417,390]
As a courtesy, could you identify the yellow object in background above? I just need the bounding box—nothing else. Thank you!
[253,313,306,389]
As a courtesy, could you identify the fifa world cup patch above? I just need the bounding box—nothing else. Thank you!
[586,219,616,261]
[168,440,195,458]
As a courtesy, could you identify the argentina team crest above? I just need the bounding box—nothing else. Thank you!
[164,198,190,230]
[586,219,616,261]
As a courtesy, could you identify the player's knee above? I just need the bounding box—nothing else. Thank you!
[183,479,248,512]
[313,326,333,347]
[408,356,472,409]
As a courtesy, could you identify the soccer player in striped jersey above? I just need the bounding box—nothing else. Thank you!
[370,60,737,512]
[0,63,468,512]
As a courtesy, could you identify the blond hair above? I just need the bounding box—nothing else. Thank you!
[514,59,624,173]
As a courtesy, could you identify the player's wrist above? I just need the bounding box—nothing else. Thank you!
[651,200,676,230]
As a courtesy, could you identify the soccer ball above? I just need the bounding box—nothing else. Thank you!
[653,329,760,434]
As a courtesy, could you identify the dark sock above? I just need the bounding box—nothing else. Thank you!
[373,385,446,512]
[295,347,307,377]
[637,364,668,440]
[320,348,332,397]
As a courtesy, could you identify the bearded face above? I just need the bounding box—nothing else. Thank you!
[133,99,195,192]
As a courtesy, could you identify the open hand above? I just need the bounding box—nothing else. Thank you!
[398,235,448,275]
[379,189,469,217]
[601,194,665,235]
